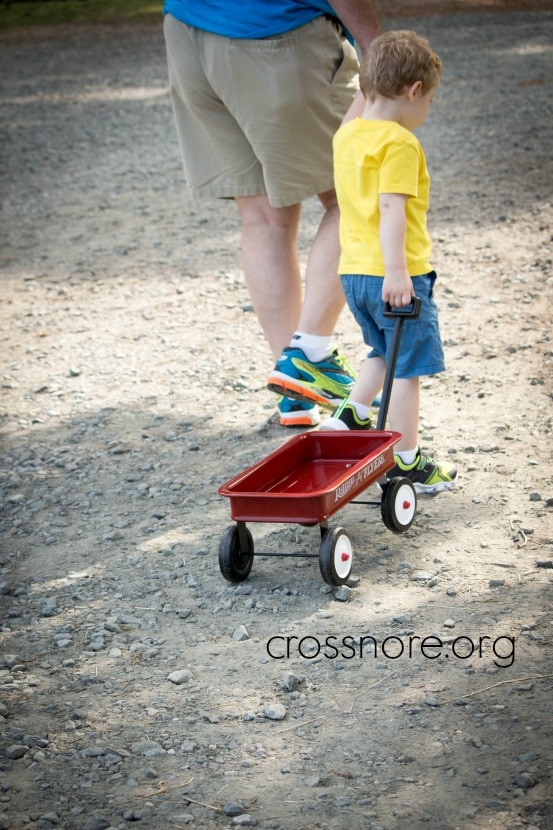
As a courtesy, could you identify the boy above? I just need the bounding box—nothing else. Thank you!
[323,30,457,494]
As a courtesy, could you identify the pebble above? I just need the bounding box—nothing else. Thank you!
[167,669,192,685]
[232,624,250,641]
[514,772,538,789]
[224,802,245,817]
[264,703,286,721]
[334,585,354,602]
[231,816,257,827]
[281,672,300,692]
[5,745,29,759]
[411,571,435,582]
[82,820,110,830]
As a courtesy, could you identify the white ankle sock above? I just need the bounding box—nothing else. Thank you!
[291,332,333,363]
[349,400,371,420]
[396,447,418,466]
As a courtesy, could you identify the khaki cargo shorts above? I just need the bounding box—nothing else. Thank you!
[164,14,359,208]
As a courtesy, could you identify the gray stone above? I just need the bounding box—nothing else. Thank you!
[264,703,286,721]
[82,821,110,830]
[514,772,537,789]
[167,669,192,685]
[281,672,299,692]
[224,802,245,817]
[334,585,354,602]
[232,624,250,641]
[5,744,29,759]
[411,570,435,582]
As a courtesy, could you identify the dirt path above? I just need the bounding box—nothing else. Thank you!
[1,9,552,830]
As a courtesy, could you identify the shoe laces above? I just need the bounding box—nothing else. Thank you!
[330,349,356,376]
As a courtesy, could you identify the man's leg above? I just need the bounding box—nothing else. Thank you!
[235,195,303,360]
[265,188,357,408]
[236,194,322,427]
[298,189,346,337]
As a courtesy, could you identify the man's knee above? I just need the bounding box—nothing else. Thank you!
[236,195,301,229]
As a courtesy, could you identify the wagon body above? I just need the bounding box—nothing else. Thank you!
[218,430,401,524]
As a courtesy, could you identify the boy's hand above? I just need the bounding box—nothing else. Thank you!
[382,271,415,308]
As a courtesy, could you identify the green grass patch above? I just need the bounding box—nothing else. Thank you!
[0,0,163,29]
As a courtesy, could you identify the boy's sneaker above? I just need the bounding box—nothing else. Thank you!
[267,347,356,408]
[386,450,457,494]
[320,399,373,431]
[277,396,320,428]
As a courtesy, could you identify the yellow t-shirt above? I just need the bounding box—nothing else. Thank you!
[333,118,432,277]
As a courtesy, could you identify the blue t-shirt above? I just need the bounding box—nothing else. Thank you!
[163,0,339,39]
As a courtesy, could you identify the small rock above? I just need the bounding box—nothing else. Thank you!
[231,816,257,827]
[411,570,435,582]
[232,625,250,641]
[264,703,286,721]
[5,744,29,759]
[130,740,166,757]
[39,812,60,828]
[519,752,538,763]
[281,672,299,692]
[514,772,537,789]
[167,669,192,685]
[334,585,354,602]
[224,802,245,817]
[82,820,110,830]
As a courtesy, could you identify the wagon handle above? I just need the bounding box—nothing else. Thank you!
[382,296,422,319]
[376,296,422,432]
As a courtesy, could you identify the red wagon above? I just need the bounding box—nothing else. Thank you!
[218,300,422,587]
[218,429,417,585]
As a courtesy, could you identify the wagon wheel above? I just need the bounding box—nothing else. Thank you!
[219,524,254,583]
[319,526,353,586]
[380,477,417,533]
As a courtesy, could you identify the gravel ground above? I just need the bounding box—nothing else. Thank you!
[1,9,553,830]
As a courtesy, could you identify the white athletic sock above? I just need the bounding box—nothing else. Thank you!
[396,447,418,466]
[291,332,334,363]
[349,400,371,420]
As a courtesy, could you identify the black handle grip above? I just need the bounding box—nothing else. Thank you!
[383,296,422,319]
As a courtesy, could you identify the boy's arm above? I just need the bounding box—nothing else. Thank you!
[379,193,415,308]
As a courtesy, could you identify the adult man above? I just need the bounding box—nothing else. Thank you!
[164,1,381,425]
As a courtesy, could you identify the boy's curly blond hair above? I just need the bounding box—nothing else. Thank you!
[360,30,442,101]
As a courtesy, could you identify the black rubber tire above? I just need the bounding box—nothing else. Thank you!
[218,524,254,582]
[319,526,353,586]
[380,477,417,533]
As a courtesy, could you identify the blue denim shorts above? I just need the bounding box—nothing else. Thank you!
[341,272,446,379]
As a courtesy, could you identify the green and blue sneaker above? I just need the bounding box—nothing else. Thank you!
[277,395,320,428]
[386,449,457,494]
[267,347,356,408]
[320,399,373,431]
